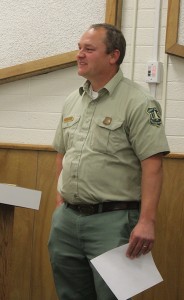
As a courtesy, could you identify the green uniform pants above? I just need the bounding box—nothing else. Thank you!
[48,203,139,300]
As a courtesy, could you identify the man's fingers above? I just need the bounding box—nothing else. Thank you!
[126,240,153,258]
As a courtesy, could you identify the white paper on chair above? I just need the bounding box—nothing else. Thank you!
[0,183,41,210]
[91,243,163,300]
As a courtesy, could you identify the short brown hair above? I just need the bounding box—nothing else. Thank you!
[89,23,126,65]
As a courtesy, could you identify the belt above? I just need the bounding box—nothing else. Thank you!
[66,201,140,215]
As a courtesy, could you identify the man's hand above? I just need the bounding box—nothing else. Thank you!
[56,192,64,208]
[126,220,155,259]
[55,153,65,208]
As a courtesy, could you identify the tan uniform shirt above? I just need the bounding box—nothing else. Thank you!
[53,69,170,204]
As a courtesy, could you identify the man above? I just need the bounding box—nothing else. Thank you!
[48,23,170,300]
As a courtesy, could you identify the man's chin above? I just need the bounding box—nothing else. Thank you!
[78,70,87,78]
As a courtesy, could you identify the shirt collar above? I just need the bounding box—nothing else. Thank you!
[79,68,124,97]
[104,68,124,95]
[79,80,90,96]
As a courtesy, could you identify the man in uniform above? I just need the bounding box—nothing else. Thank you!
[48,23,170,300]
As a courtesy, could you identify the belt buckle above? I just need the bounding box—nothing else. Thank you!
[78,205,96,215]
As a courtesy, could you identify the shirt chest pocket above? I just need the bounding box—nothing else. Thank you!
[62,115,80,150]
[90,118,125,154]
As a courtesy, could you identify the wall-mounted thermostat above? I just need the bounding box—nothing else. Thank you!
[146,61,162,83]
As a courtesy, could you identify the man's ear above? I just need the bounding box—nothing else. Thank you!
[109,49,120,64]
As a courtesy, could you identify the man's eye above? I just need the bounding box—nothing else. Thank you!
[86,48,94,52]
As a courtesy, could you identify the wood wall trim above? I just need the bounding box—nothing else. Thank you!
[0,143,183,158]
[165,153,184,159]
[105,0,122,29]
[0,143,55,152]
[0,53,77,85]
[165,0,184,58]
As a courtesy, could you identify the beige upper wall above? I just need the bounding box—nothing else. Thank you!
[0,0,106,68]
[0,0,184,153]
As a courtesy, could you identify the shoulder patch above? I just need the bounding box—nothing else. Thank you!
[147,107,162,127]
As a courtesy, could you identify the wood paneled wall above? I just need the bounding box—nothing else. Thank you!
[0,146,58,300]
[133,156,184,300]
[0,145,184,300]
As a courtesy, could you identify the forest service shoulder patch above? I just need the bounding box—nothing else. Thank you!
[147,107,162,127]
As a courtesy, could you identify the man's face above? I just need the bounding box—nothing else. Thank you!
[77,28,112,82]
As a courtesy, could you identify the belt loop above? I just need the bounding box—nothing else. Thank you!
[98,203,103,213]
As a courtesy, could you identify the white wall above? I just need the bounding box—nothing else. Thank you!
[0,67,83,144]
[0,0,106,68]
[0,0,184,153]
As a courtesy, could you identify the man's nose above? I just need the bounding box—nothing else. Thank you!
[77,49,85,58]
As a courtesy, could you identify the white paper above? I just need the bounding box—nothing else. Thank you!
[0,183,41,210]
[91,243,163,300]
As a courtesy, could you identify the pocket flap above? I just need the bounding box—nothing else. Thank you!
[95,117,123,130]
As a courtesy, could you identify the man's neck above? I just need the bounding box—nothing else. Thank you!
[89,68,119,92]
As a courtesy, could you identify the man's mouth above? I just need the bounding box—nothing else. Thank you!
[78,61,87,65]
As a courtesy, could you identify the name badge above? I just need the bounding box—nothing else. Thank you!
[64,116,74,123]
